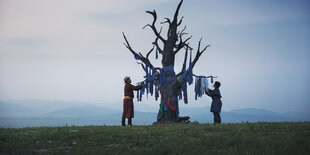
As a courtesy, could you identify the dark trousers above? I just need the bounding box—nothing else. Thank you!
[122,118,132,126]
[213,112,221,124]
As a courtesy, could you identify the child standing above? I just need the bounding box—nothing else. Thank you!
[205,81,222,124]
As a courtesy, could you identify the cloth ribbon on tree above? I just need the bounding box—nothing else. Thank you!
[176,48,194,104]
[194,75,217,100]
[187,48,193,85]
[132,51,142,60]
[155,45,159,59]
[134,46,216,105]
[157,97,179,121]
[135,62,160,101]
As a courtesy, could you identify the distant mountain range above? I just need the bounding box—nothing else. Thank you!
[0,99,309,128]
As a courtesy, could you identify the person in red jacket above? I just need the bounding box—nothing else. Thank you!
[122,76,144,126]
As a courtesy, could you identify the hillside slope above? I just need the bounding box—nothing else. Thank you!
[1,122,309,154]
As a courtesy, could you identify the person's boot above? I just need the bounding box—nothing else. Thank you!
[218,116,222,124]
[128,118,132,126]
[213,117,217,124]
[121,118,126,126]
[214,117,221,124]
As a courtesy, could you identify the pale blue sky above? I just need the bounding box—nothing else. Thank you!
[0,0,309,113]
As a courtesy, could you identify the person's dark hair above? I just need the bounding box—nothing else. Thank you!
[214,81,221,88]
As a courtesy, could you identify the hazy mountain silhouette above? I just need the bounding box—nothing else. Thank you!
[0,99,309,128]
[48,105,120,117]
[0,101,42,117]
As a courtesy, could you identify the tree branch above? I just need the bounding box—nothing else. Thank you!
[181,46,189,72]
[160,18,171,25]
[145,10,166,43]
[174,35,192,55]
[179,26,187,37]
[137,62,146,72]
[146,46,155,59]
[173,0,184,24]
[152,32,163,54]
[191,38,210,69]
[177,16,184,26]
[122,32,135,54]
[176,26,187,40]
[193,74,218,79]
[173,26,190,55]
[122,32,158,70]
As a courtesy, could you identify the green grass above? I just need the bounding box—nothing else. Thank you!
[1,122,310,154]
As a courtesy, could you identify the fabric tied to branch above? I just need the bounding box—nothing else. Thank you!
[136,65,159,101]
[204,78,209,92]
[157,97,179,121]
[133,51,141,60]
[155,86,159,101]
[136,90,139,102]
[159,65,175,91]
[181,84,188,104]
[195,76,208,100]
[155,45,159,59]
[140,85,145,101]
[177,50,195,104]
[187,48,193,85]
[145,64,149,98]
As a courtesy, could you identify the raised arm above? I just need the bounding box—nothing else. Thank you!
[205,89,214,97]
[205,89,221,98]
[129,84,144,91]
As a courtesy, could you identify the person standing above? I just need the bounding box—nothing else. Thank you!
[205,81,222,124]
[122,76,144,126]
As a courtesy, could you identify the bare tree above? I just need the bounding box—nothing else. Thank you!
[123,0,210,123]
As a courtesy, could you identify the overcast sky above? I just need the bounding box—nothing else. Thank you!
[0,0,309,113]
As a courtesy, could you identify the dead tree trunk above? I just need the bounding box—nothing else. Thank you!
[123,0,210,123]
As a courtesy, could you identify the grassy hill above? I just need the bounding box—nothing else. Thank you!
[1,122,309,154]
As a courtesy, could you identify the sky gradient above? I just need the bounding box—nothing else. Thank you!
[0,0,309,113]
